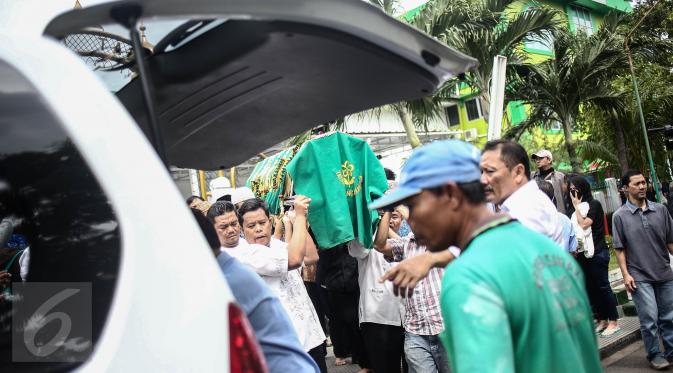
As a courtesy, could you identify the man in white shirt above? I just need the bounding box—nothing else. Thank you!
[215,197,326,372]
[348,239,405,373]
[480,139,564,245]
[207,201,244,249]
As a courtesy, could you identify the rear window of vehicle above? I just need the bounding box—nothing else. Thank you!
[0,59,121,371]
[60,18,211,93]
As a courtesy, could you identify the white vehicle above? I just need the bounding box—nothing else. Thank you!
[0,0,476,371]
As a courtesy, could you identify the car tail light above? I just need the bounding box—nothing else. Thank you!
[229,303,268,373]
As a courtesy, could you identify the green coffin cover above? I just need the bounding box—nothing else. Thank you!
[286,132,388,249]
[247,147,298,215]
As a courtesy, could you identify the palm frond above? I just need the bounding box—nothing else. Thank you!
[575,140,619,165]
[287,118,347,147]
[367,0,399,15]
[474,0,510,14]
[288,130,312,147]
[362,0,560,147]
[494,6,561,56]
[405,96,446,132]
[354,104,388,121]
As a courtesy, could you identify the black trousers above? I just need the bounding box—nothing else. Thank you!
[308,342,328,373]
[577,248,619,321]
[360,322,405,373]
[326,290,364,364]
[305,281,328,334]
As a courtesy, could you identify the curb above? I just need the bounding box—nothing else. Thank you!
[599,327,642,359]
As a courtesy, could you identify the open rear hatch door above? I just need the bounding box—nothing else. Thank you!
[45,0,477,170]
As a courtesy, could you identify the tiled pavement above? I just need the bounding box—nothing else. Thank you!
[599,316,642,359]
[326,270,642,372]
[325,316,642,372]
[326,346,361,373]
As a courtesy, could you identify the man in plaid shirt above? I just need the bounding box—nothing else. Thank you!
[374,206,451,373]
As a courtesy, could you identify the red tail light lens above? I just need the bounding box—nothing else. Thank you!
[229,303,268,373]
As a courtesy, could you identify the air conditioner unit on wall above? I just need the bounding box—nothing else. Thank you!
[463,128,478,141]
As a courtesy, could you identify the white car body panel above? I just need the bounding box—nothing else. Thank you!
[0,0,482,370]
[0,34,233,372]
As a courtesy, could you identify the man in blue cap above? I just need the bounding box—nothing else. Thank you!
[371,140,600,373]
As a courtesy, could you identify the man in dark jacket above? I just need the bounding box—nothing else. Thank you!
[532,149,567,214]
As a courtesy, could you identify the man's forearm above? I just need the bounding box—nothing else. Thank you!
[667,243,673,256]
[615,249,630,276]
[388,230,401,239]
[304,235,319,265]
[287,216,308,269]
[429,250,455,268]
[374,212,391,250]
[283,221,293,242]
[274,218,284,240]
[373,212,394,256]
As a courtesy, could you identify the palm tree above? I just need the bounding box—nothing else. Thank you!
[289,0,559,148]
[416,0,561,120]
[363,0,560,147]
[507,11,673,173]
[506,16,627,172]
[580,67,673,175]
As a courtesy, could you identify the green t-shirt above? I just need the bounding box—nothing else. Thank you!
[440,220,601,373]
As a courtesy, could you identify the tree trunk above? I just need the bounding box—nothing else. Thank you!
[480,92,491,127]
[395,105,422,148]
[610,114,630,175]
[562,116,582,173]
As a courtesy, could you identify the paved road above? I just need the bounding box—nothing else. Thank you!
[327,339,658,373]
[603,340,661,372]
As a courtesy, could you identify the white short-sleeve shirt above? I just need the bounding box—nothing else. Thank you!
[348,239,405,327]
[221,238,287,277]
[501,180,564,246]
[223,238,326,351]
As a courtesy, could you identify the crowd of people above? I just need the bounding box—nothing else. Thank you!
[185,138,673,372]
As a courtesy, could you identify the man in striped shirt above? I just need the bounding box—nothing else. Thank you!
[373,206,451,373]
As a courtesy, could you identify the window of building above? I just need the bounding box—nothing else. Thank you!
[525,30,554,52]
[571,6,594,35]
[0,59,121,370]
[465,99,482,121]
[550,120,562,131]
[445,105,460,126]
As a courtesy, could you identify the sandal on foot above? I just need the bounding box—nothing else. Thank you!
[600,327,621,338]
[335,358,351,366]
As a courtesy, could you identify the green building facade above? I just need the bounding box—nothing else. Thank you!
[442,0,631,170]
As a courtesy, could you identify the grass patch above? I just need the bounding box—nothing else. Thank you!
[606,235,619,271]
[608,248,619,271]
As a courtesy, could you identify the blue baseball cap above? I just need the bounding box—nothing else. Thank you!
[369,140,482,209]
